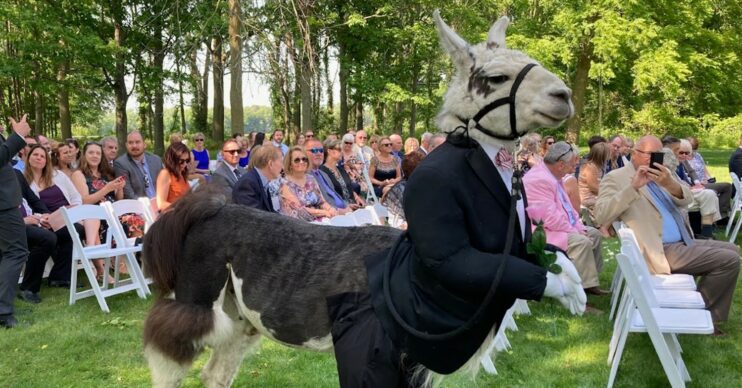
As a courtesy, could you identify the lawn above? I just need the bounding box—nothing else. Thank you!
[1,149,740,387]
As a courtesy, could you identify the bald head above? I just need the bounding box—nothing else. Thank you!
[631,135,662,169]
[389,134,403,152]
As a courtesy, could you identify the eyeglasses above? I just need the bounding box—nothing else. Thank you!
[556,142,575,161]
[546,141,554,145]
[194,138,204,142]
[292,157,309,164]
[358,136,367,139]
[344,141,354,145]
[678,151,691,155]
[308,148,324,154]
[305,134,314,138]
[634,149,653,156]
[223,149,241,155]
[179,158,191,164]
[380,143,392,147]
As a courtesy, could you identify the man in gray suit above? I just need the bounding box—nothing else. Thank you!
[211,139,244,199]
[114,131,163,199]
[0,115,31,328]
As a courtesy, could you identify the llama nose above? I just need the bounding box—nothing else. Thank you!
[549,88,572,103]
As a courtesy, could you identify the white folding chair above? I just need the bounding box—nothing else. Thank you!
[61,205,148,313]
[726,172,742,242]
[138,196,158,224]
[512,299,531,316]
[352,208,379,226]
[329,214,358,227]
[102,201,153,294]
[607,253,713,388]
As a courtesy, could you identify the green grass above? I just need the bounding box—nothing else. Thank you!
[1,148,740,387]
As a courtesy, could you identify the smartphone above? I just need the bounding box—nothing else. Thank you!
[650,152,664,170]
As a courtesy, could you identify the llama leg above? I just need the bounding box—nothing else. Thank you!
[144,344,195,388]
[200,292,262,388]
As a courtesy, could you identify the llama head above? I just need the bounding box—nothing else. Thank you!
[434,11,573,147]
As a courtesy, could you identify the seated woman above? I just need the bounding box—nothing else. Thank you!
[71,142,126,282]
[381,151,424,229]
[672,144,721,237]
[320,139,364,209]
[190,132,211,175]
[15,170,57,303]
[404,137,419,155]
[279,146,337,221]
[24,144,84,288]
[579,142,610,227]
[51,141,76,178]
[156,142,192,212]
[685,137,732,220]
[369,136,401,198]
[516,132,542,172]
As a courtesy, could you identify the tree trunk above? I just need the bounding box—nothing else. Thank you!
[228,0,243,136]
[409,66,419,137]
[300,52,313,134]
[354,97,363,131]
[323,43,333,114]
[565,32,594,143]
[212,36,225,142]
[338,46,348,134]
[112,3,128,149]
[57,61,72,140]
[33,90,43,137]
[153,24,165,156]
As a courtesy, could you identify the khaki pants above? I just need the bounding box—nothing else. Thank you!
[664,240,740,322]
[567,226,603,288]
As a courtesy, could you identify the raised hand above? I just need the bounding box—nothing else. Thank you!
[631,165,652,190]
[8,114,32,138]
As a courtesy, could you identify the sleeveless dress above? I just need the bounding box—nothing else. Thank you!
[370,156,399,197]
[192,148,210,170]
[39,185,69,212]
[167,173,190,206]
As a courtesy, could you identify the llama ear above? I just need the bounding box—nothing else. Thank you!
[433,10,472,69]
[487,16,509,50]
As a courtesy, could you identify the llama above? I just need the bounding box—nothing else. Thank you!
[142,11,578,388]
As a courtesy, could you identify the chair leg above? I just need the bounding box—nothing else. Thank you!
[607,313,631,388]
[665,333,690,382]
[728,212,742,243]
[647,331,685,388]
[69,258,79,306]
[125,252,150,297]
[609,277,624,321]
[82,259,110,313]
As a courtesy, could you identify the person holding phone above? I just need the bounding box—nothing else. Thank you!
[595,135,739,336]
[71,141,125,283]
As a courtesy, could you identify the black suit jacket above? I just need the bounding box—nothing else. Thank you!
[14,169,49,214]
[232,167,274,212]
[0,132,25,211]
[729,147,742,179]
[365,140,547,374]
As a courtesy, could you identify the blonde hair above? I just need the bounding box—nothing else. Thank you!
[404,137,420,154]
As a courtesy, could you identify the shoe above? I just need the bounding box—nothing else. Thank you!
[584,286,611,296]
[17,290,41,304]
[48,280,71,288]
[0,315,17,329]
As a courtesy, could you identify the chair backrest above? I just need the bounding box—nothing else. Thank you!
[61,205,116,253]
[329,214,358,227]
[614,253,663,331]
[139,197,159,223]
[730,172,742,206]
[352,208,378,226]
[107,199,155,232]
[618,228,660,307]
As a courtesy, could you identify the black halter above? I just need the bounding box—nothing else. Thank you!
[456,63,538,141]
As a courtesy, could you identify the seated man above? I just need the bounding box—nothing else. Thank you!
[211,139,245,199]
[232,145,283,212]
[595,135,739,335]
[523,142,607,297]
[729,134,742,179]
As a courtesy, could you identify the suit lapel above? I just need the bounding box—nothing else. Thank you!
[465,146,510,213]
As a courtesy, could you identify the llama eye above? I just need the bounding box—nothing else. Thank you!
[487,75,509,84]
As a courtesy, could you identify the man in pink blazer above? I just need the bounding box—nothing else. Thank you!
[523,141,607,296]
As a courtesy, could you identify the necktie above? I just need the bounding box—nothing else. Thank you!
[234,168,242,178]
[646,182,694,246]
[494,148,513,170]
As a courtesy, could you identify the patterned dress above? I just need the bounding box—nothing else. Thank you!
[278,175,326,221]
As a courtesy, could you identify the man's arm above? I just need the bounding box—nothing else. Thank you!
[114,159,136,199]
[523,176,577,233]
[14,169,49,213]
[594,171,639,227]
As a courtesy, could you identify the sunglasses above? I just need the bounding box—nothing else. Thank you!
[292,157,309,163]
[308,148,324,154]
[344,141,354,145]
[546,141,554,145]
[358,136,367,139]
[678,151,691,155]
[179,158,191,164]
[380,143,392,147]
[305,134,314,138]
[223,149,241,155]
[194,138,204,142]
